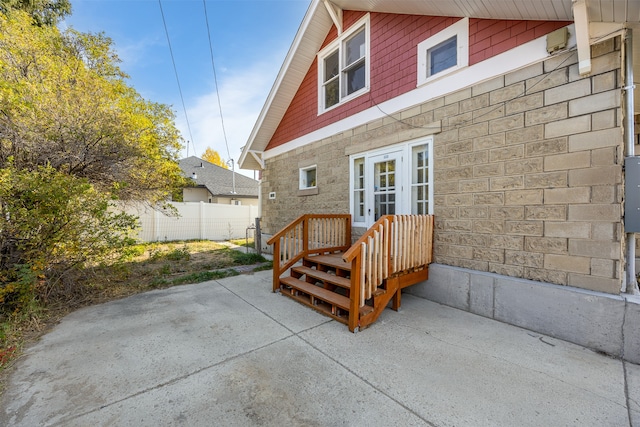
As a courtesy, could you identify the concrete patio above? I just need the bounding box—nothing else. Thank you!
[1,269,638,426]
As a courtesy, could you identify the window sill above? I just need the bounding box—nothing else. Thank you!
[298,187,319,196]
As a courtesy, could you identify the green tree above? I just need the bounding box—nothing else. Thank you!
[201,147,229,169]
[0,163,138,310]
[0,11,186,314]
[0,0,71,25]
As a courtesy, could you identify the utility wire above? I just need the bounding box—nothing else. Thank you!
[158,0,197,157]
[370,49,577,132]
[203,0,231,162]
[370,27,624,133]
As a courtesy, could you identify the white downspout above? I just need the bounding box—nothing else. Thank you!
[624,29,639,294]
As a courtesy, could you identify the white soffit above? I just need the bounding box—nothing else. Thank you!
[331,0,638,23]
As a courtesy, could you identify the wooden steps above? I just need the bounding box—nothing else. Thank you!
[276,253,374,324]
[269,214,434,331]
[305,253,351,271]
[275,252,431,331]
[291,266,350,289]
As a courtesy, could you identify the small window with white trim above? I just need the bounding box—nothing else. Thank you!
[417,17,469,86]
[318,15,370,113]
[299,165,317,189]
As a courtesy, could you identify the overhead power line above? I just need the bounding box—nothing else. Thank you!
[202,0,231,162]
[203,0,235,194]
[158,0,197,157]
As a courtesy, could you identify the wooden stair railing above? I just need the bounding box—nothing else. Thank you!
[342,215,434,331]
[267,214,351,292]
[269,214,434,332]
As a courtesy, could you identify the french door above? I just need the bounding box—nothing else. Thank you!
[351,138,433,229]
[367,151,403,225]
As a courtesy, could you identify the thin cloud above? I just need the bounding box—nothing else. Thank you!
[175,58,281,176]
[116,36,163,68]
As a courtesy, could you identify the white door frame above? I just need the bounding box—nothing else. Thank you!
[349,137,433,229]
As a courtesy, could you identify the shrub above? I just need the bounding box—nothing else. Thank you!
[0,164,138,316]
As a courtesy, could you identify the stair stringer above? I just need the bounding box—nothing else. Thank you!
[357,267,429,330]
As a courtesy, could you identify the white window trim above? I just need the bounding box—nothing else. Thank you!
[317,14,370,114]
[299,164,317,190]
[349,137,433,228]
[417,17,469,87]
[408,139,434,217]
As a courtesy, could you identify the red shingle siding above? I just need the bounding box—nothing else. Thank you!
[265,12,571,151]
[469,19,568,65]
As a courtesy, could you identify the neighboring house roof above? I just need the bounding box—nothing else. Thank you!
[239,0,640,170]
[179,156,259,198]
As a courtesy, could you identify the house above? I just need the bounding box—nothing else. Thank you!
[179,156,259,206]
[239,0,640,362]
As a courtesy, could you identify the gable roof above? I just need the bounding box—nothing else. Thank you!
[239,0,640,170]
[179,156,258,198]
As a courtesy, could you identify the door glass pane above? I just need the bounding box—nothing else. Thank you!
[374,159,396,220]
[353,157,365,223]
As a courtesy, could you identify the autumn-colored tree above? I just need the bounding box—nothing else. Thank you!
[0,11,186,313]
[0,13,185,202]
[201,147,229,169]
[0,0,71,25]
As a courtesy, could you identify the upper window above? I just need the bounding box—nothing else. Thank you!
[318,15,370,113]
[417,17,469,87]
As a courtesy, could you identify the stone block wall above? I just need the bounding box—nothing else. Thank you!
[431,39,623,294]
[262,37,624,294]
[260,136,352,235]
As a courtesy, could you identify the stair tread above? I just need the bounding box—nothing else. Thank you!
[305,253,351,272]
[291,266,351,289]
[280,276,350,310]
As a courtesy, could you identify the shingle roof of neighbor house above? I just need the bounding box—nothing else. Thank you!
[238,0,640,171]
[179,156,259,198]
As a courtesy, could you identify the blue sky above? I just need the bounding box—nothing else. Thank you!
[62,0,310,173]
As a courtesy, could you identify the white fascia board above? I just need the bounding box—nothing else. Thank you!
[264,25,575,161]
[239,0,324,169]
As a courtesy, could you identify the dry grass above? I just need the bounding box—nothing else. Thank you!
[0,240,270,384]
[228,237,254,248]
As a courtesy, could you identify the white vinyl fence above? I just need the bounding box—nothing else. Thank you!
[124,202,259,242]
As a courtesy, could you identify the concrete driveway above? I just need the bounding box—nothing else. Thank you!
[1,269,638,426]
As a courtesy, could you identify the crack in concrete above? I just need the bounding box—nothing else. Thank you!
[391,319,630,414]
[621,297,634,427]
[50,334,294,426]
[218,279,439,427]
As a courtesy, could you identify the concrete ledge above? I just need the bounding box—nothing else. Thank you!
[260,233,274,254]
[624,296,640,364]
[406,263,640,364]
